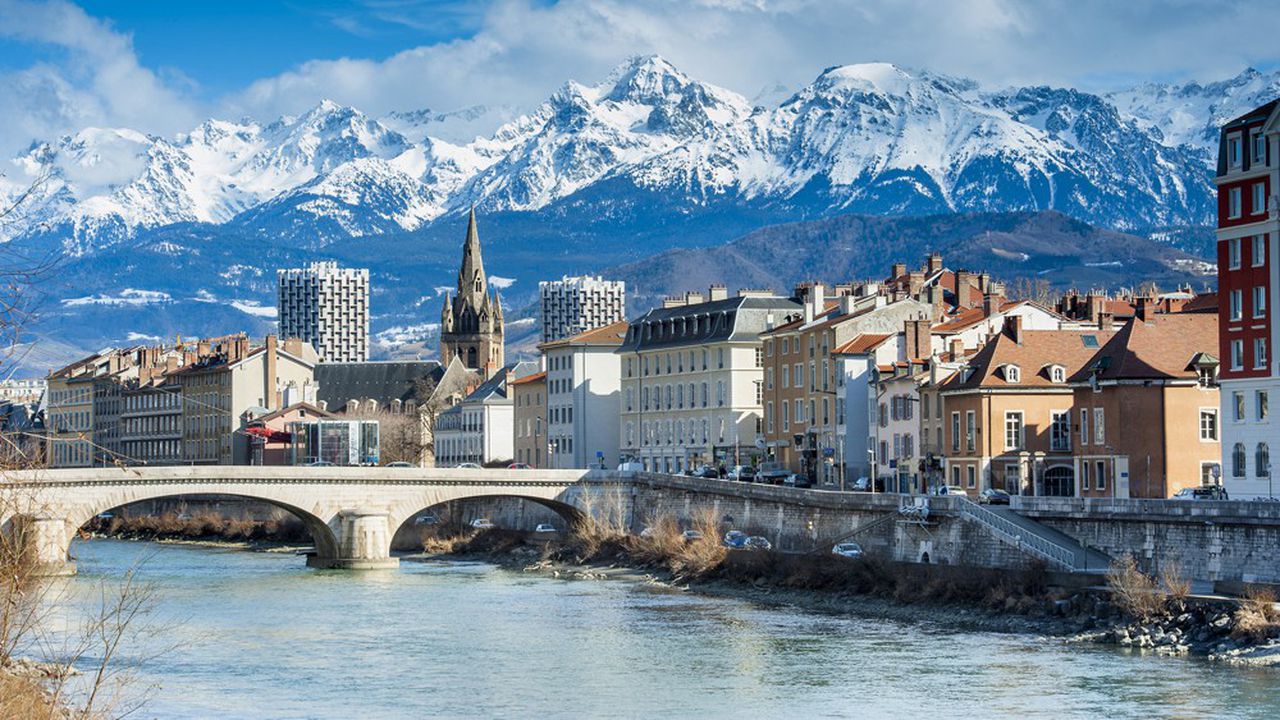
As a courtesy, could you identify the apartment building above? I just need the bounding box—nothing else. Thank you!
[539,275,626,343]
[171,336,318,465]
[1216,99,1280,499]
[938,318,1117,497]
[277,261,370,362]
[119,383,183,465]
[541,320,627,469]
[833,333,901,486]
[46,366,95,468]
[511,371,547,467]
[1069,312,1221,498]
[434,362,537,467]
[617,287,800,473]
[874,360,931,493]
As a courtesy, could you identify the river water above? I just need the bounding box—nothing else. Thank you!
[46,539,1280,719]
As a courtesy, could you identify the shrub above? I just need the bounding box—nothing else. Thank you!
[1160,562,1192,603]
[1107,555,1166,621]
[1233,586,1280,643]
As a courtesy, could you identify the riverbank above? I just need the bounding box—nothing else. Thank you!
[408,528,1280,666]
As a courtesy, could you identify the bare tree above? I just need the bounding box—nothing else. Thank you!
[414,376,444,467]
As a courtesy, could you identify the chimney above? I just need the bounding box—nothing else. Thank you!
[949,337,964,359]
[265,334,278,410]
[927,252,943,275]
[684,290,705,305]
[1099,312,1115,332]
[955,271,976,308]
[804,282,826,324]
[1006,315,1024,345]
[284,337,303,357]
[907,271,925,296]
[891,263,907,280]
[926,285,946,321]
[983,293,999,317]
[1088,294,1106,321]
[708,284,728,302]
[662,297,685,309]
[978,272,991,294]
[904,318,930,360]
[1136,295,1155,321]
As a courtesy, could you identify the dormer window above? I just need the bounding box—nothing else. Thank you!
[1003,364,1021,383]
[1044,364,1066,383]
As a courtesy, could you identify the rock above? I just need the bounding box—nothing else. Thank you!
[1211,614,1231,630]
[1113,628,1131,644]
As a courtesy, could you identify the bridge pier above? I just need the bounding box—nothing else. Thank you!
[11,515,77,577]
[309,508,399,570]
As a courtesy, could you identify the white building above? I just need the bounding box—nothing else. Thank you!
[540,320,627,469]
[617,288,800,473]
[434,362,537,467]
[277,262,370,362]
[539,275,626,343]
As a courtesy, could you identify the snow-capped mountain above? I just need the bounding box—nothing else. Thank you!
[5,54,1265,256]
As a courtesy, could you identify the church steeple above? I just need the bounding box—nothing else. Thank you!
[439,209,504,377]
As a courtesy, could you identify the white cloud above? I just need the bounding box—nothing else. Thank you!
[1,0,1275,159]
[0,0,199,157]
[229,299,277,318]
[489,275,516,288]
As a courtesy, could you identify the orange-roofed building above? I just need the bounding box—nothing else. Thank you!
[511,371,547,467]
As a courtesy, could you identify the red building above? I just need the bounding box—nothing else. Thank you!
[1217,100,1279,498]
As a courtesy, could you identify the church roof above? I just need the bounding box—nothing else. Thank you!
[315,361,443,409]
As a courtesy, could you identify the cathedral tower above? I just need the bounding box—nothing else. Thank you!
[439,209,505,377]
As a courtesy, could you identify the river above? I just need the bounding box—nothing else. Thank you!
[43,539,1280,719]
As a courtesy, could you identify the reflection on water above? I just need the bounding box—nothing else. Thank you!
[46,540,1280,719]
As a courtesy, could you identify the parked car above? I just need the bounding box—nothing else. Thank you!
[1173,485,1230,501]
[723,530,749,549]
[831,542,864,559]
[745,536,772,551]
[850,476,884,492]
[470,518,496,529]
[385,461,413,468]
[693,465,720,479]
[979,488,1012,505]
[934,485,969,497]
[454,462,482,469]
[727,465,757,482]
[681,530,703,542]
[757,461,790,485]
[96,511,114,520]
[508,462,532,469]
[783,473,813,489]
[413,514,439,525]
[617,461,644,472]
[534,523,558,533]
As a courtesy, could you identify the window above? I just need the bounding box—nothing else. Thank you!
[794,399,803,424]
[1229,237,1242,269]
[766,402,774,433]
[1259,444,1271,478]
[766,367,775,390]
[1230,289,1243,321]
[1050,411,1071,451]
[965,410,976,452]
[793,364,801,387]
[782,364,789,388]
[1234,391,1246,421]
[951,465,960,486]
[1081,462,1091,491]
[951,412,960,452]
[1004,411,1024,451]
[1256,338,1269,369]
[1200,409,1218,441]
[1229,135,1242,167]
[716,381,725,407]
[1254,235,1267,267]
[1229,187,1243,218]
[1004,365,1020,383]
[1254,183,1268,215]
[767,340,774,357]
[966,465,976,489]
[1253,131,1267,163]
[1254,286,1267,318]
[1201,464,1219,486]
[1079,409,1089,447]
[1093,408,1105,445]
[1231,339,1244,371]
[1095,460,1107,491]
[1050,366,1065,383]
[782,401,790,428]
[1232,442,1247,478]
[1259,391,1270,421]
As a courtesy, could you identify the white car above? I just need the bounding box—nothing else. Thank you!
[681,530,703,542]
[413,514,439,525]
[534,523,558,533]
[470,518,495,529]
[832,542,864,559]
[455,462,482,469]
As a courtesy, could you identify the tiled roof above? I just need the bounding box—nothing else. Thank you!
[315,361,443,408]
[1067,314,1219,383]
[931,300,1023,333]
[942,327,1117,391]
[832,333,894,355]
[540,320,628,349]
[510,371,546,386]
[1180,292,1218,314]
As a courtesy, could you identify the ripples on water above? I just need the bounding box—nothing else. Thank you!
[47,540,1280,719]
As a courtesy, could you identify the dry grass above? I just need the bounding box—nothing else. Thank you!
[1107,555,1167,621]
[1160,562,1192,603]
[95,512,309,543]
[1233,586,1280,642]
[627,508,726,579]
[0,670,63,720]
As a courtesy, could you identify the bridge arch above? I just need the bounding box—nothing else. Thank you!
[391,492,586,539]
[63,492,342,566]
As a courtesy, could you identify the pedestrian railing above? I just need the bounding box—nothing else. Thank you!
[957,498,1080,571]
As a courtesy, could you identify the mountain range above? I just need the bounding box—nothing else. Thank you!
[2,55,1272,374]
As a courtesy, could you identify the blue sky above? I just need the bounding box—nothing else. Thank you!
[0,0,1277,156]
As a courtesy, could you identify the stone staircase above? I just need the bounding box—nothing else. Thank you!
[958,499,1111,572]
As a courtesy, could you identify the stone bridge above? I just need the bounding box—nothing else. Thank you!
[1,466,623,574]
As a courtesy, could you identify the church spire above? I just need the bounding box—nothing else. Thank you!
[439,208,504,378]
[458,206,487,305]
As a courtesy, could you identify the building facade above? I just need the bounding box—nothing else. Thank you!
[277,261,370,362]
[617,288,800,473]
[541,320,626,469]
[433,362,536,467]
[440,209,505,378]
[511,371,547,467]
[538,275,626,343]
[1216,99,1280,499]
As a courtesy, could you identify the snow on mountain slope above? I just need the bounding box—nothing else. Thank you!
[2,55,1267,255]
